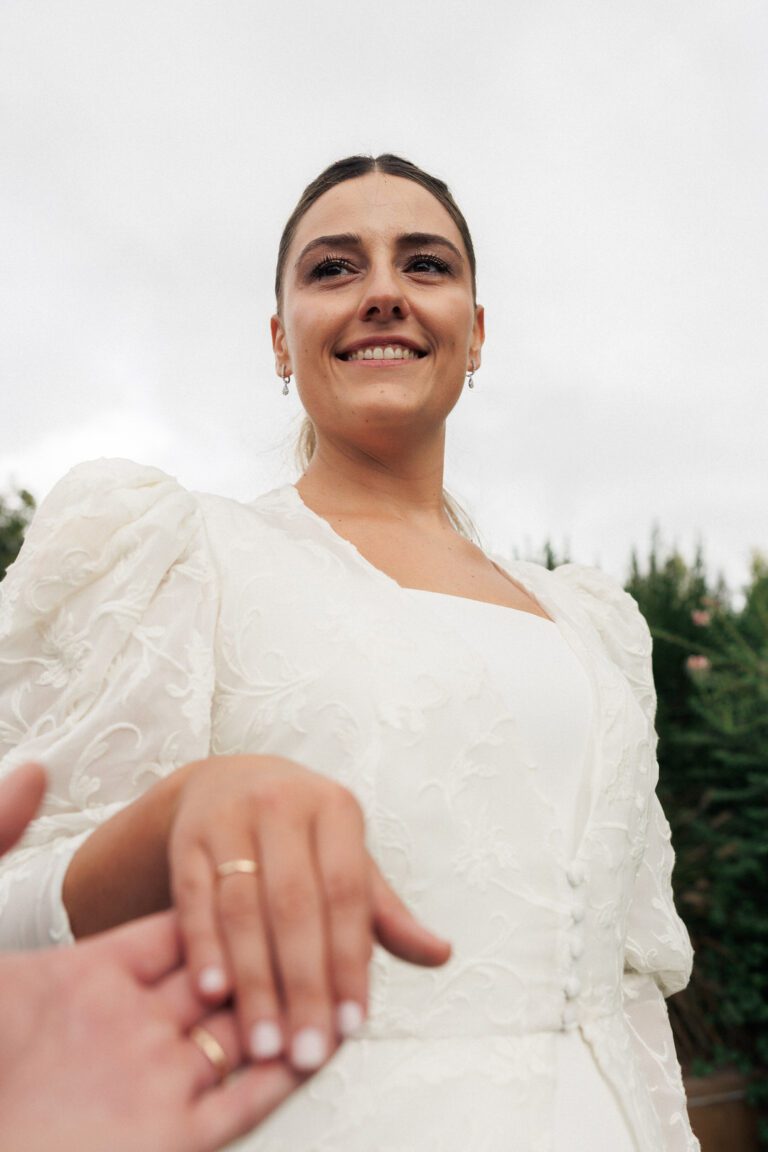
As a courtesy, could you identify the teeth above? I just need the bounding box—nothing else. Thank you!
[343,345,420,361]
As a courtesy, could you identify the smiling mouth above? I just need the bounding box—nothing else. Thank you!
[337,344,427,362]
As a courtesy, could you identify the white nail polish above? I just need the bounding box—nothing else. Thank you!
[198,966,227,996]
[336,1001,364,1037]
[250,1021,283,1061]
[291,1028,328,1071]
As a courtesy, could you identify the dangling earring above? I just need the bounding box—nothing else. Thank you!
[281,369,291,396]
[466,360,477,389]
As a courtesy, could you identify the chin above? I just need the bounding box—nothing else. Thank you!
[340,402,445,446]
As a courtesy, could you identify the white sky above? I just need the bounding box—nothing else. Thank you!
[1,0,766,593]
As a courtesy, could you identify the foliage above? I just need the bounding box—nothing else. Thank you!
[0,488,36,580]
[628,539,768,1139]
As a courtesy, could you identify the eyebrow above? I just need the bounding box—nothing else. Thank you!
[294,231,465,267]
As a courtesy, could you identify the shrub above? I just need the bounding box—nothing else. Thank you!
[629,541,768,1141]
[0,488,36,580]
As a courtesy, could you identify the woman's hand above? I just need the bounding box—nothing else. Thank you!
[168,755,452,1073]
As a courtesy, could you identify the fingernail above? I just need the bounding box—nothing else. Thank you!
[291,1027,328,1071]
[336,1000,364,1037]
[198,966,227,996]
[250,1020,283,1061]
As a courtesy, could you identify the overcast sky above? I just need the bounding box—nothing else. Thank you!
[1,0,766,594]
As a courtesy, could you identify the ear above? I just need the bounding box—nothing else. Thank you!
[468,304,485,371]
[270,314,292,377]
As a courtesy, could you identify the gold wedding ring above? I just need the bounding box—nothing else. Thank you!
[190,1025,230,1082]
[215,858,259,879]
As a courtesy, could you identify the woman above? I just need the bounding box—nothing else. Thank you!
[0,154,698,1151]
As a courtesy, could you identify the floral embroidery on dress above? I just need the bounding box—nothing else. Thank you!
[0,461,699,1151]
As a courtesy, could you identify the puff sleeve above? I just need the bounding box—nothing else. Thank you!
[0,459,218,949]
[554,563,699,1152]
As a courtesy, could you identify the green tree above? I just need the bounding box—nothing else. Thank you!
[625,531,725,809]
[0,488,36,580]
[629,540,768,1140]
[678,556,768,1134]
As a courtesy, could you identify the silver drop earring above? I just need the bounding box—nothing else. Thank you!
[282,370,291,397]
[466,360,476,389]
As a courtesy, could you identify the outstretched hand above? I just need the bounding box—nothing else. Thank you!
[169,755,452,1075]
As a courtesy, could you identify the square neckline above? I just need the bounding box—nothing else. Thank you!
[406,585,557,624]
[267,482,609,869]
[284,484,555,623]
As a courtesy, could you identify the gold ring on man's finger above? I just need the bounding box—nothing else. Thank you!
[189,1025,230,1082]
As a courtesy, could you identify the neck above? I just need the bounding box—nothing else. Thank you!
[295,425,450,528]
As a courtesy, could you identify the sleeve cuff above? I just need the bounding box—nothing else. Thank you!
[0,829,91,949]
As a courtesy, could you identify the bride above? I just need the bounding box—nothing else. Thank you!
[0,154,698,1151]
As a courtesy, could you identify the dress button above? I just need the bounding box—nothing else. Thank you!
[569,934,584,959]
[566,862,586,887]
[564,974,581,1000]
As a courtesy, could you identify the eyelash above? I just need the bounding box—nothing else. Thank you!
[310,252,452,279]
[409,252,451,274]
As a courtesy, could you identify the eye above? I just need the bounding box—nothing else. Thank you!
[310,255,356,279]
[406,252,452,275]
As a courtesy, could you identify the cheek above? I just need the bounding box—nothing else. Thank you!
[289,303,341,362]
[434,296,475,348]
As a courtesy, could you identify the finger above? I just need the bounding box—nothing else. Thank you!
[92,910,183,983]
[185,1011,245,1094]
[258,813,334,1073]
[210,839,284,1065]
[0,762,47,855]
[161,986,255,1085]
[315,792,371,1038]
[370,860,452,967]
[152,967,214,1033]
[191,1061,300,1152]
[171,840,231,1003]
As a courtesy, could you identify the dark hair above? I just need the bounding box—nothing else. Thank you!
[274,153,477,311]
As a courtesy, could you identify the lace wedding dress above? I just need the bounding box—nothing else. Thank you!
[0,460,700,1151]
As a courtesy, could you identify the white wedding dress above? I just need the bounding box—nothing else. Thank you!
[0,460,700,1152]
[404,592,634,1152]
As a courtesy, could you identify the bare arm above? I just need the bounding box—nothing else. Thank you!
[62,765,190,938]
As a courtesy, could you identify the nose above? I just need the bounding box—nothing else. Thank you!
[357,263,410,323]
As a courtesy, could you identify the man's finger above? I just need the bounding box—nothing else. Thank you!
[92,910,183,983]
[191,1061,300,1152]
[0,763,47,856]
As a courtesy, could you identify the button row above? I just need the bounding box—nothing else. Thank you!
[562,859,587,1030]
